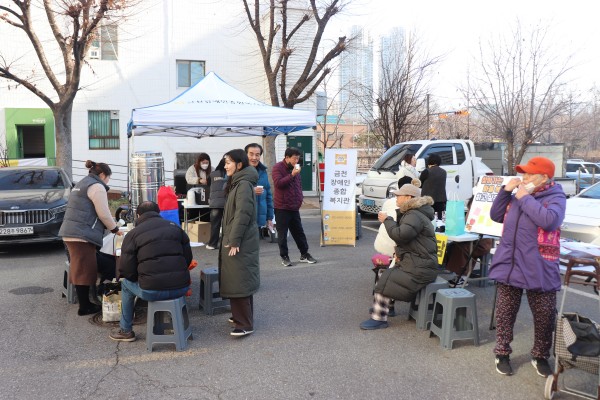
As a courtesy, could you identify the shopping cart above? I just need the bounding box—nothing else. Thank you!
[545,256,600,399]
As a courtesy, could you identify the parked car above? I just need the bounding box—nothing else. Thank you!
[355,173,366,205]
[561,181,600,243]
[565,160,599,192]
[359,139,492,214]
[0,166,72,244]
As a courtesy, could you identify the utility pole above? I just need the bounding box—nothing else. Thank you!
[426,93,430,140]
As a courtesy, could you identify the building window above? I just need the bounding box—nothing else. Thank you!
[89,24,118,60]
[88,111,120,150]
[177,60,205,88]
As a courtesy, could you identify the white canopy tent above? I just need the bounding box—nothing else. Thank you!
[127,71,316,138]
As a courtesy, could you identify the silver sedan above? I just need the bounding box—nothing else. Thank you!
[561,181,600,243]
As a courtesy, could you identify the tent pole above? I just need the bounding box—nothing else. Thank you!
[318,149,324,247]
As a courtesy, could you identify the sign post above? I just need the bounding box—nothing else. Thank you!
[320,149,357,246]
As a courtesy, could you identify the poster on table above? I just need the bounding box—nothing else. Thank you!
[466,175,516,237]
[321,149,357,246]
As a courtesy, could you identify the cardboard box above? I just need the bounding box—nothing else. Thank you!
[184,221,211,243]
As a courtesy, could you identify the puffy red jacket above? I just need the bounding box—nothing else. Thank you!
[157,186,178,211]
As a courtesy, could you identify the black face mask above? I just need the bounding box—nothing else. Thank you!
[286,162,294,170]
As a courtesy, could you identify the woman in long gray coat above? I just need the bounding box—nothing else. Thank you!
[220,149,260,337]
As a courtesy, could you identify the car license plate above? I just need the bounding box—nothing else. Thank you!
[0,227,34,236]
[363,199,375,206]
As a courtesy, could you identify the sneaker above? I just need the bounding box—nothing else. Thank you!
[230,328,254,337]
[228,316,235,324]
[448,277,468,288]
[531,357,552,377]
[281,256,293,267]
[205,245,216,250]
[299,253,317,264]
[109,328,136,342]
[359,318,389,330]
[495,355,513,375]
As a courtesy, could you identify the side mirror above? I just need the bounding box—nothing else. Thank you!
[415,158,426,172]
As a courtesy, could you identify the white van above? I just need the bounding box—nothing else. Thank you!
[358,139,492,214]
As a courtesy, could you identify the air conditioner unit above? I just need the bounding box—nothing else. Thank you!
[88,47,100,60]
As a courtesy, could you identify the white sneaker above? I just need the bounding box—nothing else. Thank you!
[205,245,216,250]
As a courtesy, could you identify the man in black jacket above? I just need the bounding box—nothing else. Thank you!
[109,201,192,342]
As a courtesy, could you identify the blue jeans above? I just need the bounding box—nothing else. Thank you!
[120,279,189,332]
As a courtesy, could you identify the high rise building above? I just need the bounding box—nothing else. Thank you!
[379,26,407,93]
[339,26,373,123]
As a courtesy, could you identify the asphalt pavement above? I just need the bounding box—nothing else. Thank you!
[0,202,596,399]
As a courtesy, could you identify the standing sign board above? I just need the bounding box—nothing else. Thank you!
[321,149,357,246]
[466,175,515,237]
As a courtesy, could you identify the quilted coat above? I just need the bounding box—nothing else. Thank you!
[219,166,260,298]
[488,183,566,292]
[374,196,438,302]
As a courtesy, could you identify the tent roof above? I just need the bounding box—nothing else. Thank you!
[127,72,316,138]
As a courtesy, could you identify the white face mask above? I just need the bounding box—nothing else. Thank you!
[200,163,209,170]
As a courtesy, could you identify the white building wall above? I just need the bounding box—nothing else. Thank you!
[0,0,318,190]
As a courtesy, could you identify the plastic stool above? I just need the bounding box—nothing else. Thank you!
[199,267,230,315]
[146,297,192,352]
[429,288,479,349]
[408,276,448,330]
[61,261,77,304]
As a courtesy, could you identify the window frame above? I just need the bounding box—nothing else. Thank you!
[88,110,120,150]
[176,60,206,88]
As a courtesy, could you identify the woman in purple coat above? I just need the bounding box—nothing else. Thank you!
[489,157,566,377]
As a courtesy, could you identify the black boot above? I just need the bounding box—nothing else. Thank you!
[75,285,101,316]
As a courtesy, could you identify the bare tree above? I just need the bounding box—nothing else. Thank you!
[360,29,441,149]
[316,74,354,150]
[0,0,133,178]
[464,21,575,174]
[242,0,349,168]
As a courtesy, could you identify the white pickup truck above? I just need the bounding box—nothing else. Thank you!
[358,139,492,214]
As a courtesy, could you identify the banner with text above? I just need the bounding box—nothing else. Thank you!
[466,175,515,237]
[321,149,357,246]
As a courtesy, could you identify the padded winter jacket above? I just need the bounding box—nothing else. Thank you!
[119,211,192,290]
[374,196,439,302]
[488,183,566,292]
[220,166,260,298]
[272,160,303,211]
[255,162,274,226]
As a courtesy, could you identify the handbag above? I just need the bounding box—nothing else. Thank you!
[445,193,465,236]
[562,313,600,359]
[102,281,122,322]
